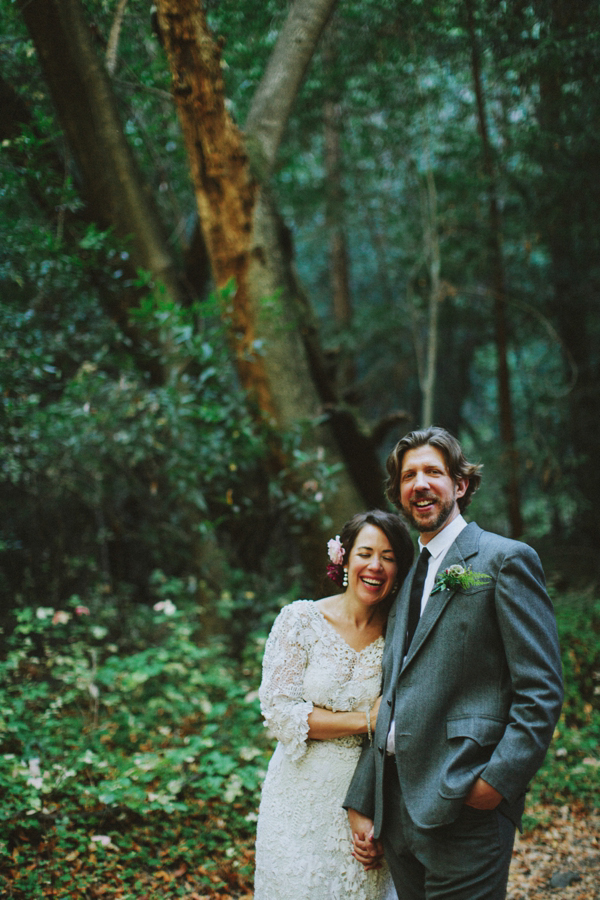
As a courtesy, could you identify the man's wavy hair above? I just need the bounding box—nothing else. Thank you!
[385,426,483,513]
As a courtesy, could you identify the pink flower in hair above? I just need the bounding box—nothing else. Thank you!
[327,536,345,566]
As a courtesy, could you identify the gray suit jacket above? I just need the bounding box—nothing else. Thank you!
[344,522,563,833]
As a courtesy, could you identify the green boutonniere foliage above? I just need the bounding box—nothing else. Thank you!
[430,564,491,594]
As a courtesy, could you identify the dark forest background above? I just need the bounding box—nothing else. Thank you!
[0,1,598,897]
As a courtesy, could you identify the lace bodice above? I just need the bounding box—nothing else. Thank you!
[259,600,385,760]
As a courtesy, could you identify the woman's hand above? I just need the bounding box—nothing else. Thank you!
[347,809,384,870]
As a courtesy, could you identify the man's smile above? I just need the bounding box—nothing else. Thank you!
[413,496,437,510]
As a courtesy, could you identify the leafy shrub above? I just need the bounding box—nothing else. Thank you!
[1,583,597,895]
[527,593,600,818]
[0,268,271,608]
[0,257,342,617]
[0,588,276,896]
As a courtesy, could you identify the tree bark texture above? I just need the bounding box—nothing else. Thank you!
[153,0,274,418]
[20,0,180,296]
[466,0,524,538]
[154,0,372,545]
[105,0,130,76]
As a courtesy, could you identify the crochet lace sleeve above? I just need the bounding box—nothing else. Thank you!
[259,603,314,761]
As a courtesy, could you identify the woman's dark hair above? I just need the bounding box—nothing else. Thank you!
[329,510,414,609]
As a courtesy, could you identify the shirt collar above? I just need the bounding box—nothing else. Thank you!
[418,513,467,560]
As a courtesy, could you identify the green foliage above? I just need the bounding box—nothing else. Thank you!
[0,582,597,898]
[526,594,600,824]
[0,577,597,897]
[0,215,268,604]
[2,0,600,604]
[430,564,491,594]
[0,589,275,896]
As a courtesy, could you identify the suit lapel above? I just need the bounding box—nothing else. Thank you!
[389,558,418,674]
[401,522,483,668]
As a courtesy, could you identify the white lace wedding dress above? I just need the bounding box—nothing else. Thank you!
[254,600,396,900]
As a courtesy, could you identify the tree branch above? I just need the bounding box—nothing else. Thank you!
[244,0,338,174]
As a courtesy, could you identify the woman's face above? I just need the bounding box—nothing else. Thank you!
[345,523,398,606]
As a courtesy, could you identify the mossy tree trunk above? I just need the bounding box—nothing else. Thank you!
[19,0,186,385]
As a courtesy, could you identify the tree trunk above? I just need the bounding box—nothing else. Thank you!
[534,0,600,551]
[183,0,339,306]
[105,0,129,77]
[323,33,354,397]
[466,0,524,538]
[17,0,240,618]
[246,0,384,507]
[246,0,384,508]
[154,0,378,582]
[421,166,442,429]
[244,0,338,175]
[19,0,185,384]
[325,100,352,330]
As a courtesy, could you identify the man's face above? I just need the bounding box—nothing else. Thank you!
[399,444,468,541]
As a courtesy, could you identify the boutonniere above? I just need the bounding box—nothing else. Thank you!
[430,564,491,594]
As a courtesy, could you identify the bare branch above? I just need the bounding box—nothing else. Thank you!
[245,0,338,173]
[105,0,129,76]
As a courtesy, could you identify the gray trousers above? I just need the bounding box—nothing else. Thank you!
[381,758,515,900]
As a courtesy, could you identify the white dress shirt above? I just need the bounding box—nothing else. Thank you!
[386,514,468,754]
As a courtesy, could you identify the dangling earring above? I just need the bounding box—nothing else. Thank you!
[342,568,348,587]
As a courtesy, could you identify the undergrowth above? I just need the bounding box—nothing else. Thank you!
[0,587,598,896]
[523,592,600,829]
[0,587,274,898]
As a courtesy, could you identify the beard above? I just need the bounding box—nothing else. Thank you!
[403,494,457,534]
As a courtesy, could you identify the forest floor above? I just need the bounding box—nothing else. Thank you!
[229,801,600,900]
[507,802,599,900]
[200,800,600,899]
[2,801,598,898]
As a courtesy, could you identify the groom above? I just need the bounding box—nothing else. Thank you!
[345,427,563,900]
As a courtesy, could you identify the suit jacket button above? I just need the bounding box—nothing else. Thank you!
[387,699,392,706]
[378,745,384,753]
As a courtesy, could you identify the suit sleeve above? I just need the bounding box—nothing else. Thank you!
[480,543,563,803]
[343,596,400,819]
[343,737,377,818]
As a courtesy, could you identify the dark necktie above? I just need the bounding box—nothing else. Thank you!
[405,547,430,654]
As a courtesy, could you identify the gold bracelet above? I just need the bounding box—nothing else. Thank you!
[366,707,372,743]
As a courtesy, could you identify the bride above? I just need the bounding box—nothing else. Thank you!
[254,510,414,900]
